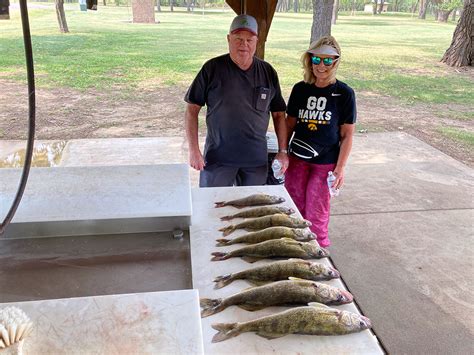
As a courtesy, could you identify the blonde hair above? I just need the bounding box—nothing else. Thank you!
[302,35,341,85]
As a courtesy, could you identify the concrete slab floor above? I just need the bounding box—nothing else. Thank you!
[1,132,472,353]
[329,132,473,354]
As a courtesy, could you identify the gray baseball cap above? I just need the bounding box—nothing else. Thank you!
[229,14,258,36]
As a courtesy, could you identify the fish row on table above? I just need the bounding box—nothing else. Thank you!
[206,193,372,342]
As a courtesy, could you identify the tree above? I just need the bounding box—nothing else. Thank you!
[418,0,428,18]
[378,0,385,13]
[435,0,463,21]
[332,0,339,24]
[55,0,69,33]
[311,0,334,42]
[441,0,473,66]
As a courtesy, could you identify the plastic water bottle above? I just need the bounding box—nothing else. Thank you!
[327,171,340,197]
[272,159,284,183]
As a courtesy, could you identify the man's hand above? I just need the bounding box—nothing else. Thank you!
[189,148,205,171]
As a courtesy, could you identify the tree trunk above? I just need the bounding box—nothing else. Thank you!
[170,0,173,11]
[441,0,473,67]
[156,0,161,11]
[294,0,299,12]
[452,8,456,21]
[331,0,339,24]
[372,1,377,14]
[311,0,334,42]
[351,0,356,15]
[55,0,69,33]
[378,0,384,13]
[418,0,428,19]
[438,9,452,22]
[102,0,106,5]
[411,0,419,15]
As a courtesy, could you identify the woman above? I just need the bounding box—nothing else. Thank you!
[284,36,356,248]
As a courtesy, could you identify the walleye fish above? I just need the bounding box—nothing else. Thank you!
[216,226,315,246]
[211,303,372,342]
[211,238,329,263]
[213,259,340,289]
[200,279,352,317]
[219,214,311,236]
[220,206,295,221]
[215,194,285,208]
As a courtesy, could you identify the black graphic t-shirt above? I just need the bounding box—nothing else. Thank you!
[185,54,286,167]
[286,80,356,164]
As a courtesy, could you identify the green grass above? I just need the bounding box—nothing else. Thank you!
[0,5,472,106]
[438,127,474,146]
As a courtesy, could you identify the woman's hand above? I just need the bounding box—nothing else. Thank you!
[333,166,344,190]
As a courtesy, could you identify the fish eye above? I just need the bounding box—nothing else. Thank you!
[360,320,366,327]
[337,294,343,302]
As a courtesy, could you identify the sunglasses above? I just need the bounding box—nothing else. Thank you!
[311,56,338,66]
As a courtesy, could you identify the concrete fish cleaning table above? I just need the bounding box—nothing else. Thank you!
[190,185,383,354]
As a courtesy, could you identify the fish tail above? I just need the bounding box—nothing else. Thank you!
[220,215,233,221]
[213,274,233,289]
[211,322,240,342]
[214,201,226,208]
[218,225,236,236]
[211,252,230,261]
[215,239,231,246]
[200,298,225,317]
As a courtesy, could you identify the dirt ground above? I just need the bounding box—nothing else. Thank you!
[0,78,472,167]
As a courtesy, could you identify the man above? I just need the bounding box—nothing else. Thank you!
[184,14,289,187]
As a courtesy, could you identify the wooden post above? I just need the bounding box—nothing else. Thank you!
[226,0,278,59]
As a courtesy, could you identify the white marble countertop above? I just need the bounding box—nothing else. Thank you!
[0,290,204,355]
[190,185,383,354]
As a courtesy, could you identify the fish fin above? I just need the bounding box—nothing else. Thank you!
[215,239,231,246]
[256,331,286,340]
[308,302,331,309]
[241,256,261,263]
[211,252,230,261]
[215,201,226,208]
[200,298,224,317]
[288,277,306,281]
[219,225,236,236]
[237,304,266,312]
[220,215,233,221]
[213,274,234,289]
[211,323,240,343]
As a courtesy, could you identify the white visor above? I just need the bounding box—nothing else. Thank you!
[307,44,340,57]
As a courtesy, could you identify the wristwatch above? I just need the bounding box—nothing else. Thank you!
[278,149,288,154]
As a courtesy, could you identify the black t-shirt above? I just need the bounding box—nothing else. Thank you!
[185,54,286,167]
[286,80,356,164]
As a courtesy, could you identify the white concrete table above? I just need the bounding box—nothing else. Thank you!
[0,164,192,238]
[190,185,383,354]
[0,290,204,354]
